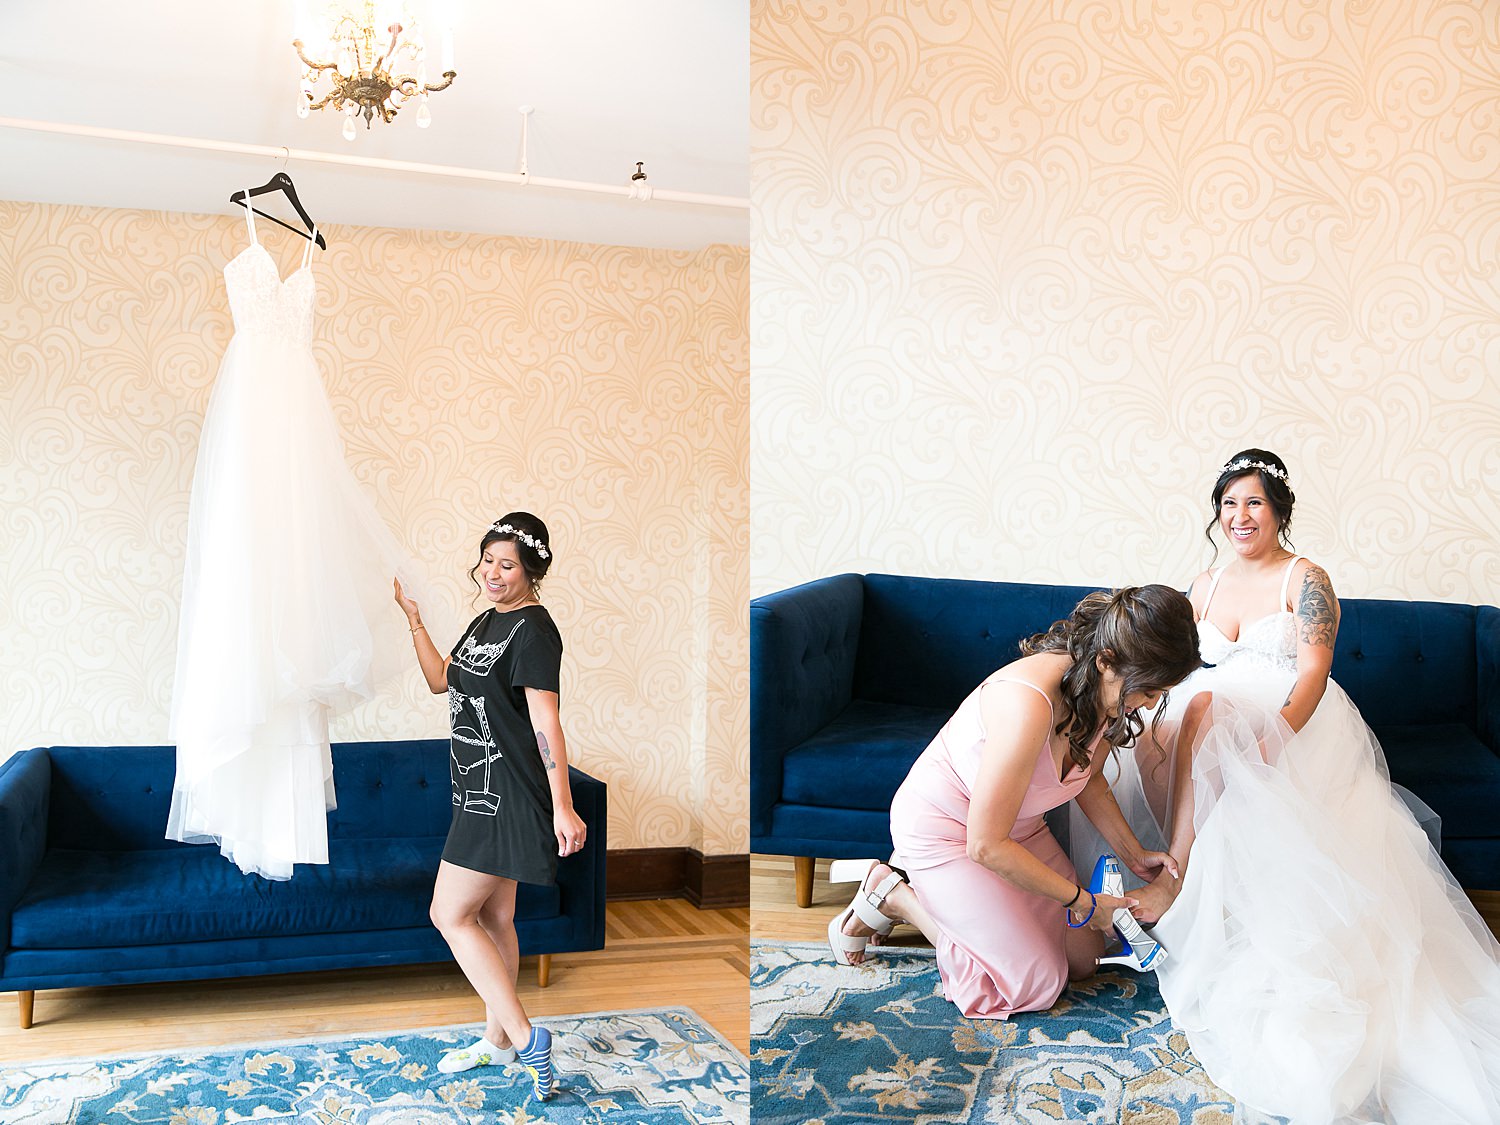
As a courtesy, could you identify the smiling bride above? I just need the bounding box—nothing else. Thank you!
[1072,449,1500,1124]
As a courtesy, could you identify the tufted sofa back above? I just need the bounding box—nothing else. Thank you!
[853,575,1098,710]
[42,740,461,851]
[1330,599,1479,730]
[849,575,1488,734]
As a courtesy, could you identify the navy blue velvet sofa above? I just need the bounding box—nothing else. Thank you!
[0,739,607,1027]
[751,573,1500,905]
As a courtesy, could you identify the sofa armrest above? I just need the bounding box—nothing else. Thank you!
[556,765,607,950]
[1478,605,1500,758]
[750,574,865,837]
[0,749,51,949]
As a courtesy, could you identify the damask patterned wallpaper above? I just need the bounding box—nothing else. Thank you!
[750,0,1500,605]
[0,200,748,855]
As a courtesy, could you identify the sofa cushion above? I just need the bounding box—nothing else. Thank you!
[782,701,947,811]
[10,838,560,950]
[1377,723,1500,841]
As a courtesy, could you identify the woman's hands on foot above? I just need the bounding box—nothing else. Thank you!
[1078,891,1138,933]
[1125,849,1179,883]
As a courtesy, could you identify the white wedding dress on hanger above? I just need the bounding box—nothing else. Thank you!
[167,202,451,880]
[1071,559,1500,1123]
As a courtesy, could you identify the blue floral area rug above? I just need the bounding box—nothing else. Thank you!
[751,942,1236,1125]
[0,1006,747,1124]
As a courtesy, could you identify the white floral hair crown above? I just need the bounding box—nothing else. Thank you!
[1220,458,1289,485]
[490,522,550,560]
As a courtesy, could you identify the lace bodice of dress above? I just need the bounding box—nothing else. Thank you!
[224,244,316,350]
[1194,556,1304,676]
[1197,612,1298,674]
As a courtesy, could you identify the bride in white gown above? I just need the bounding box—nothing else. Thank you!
[1073,449,1500,1124]
[167,199,452,880]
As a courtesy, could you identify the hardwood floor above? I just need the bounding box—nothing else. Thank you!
[0,899,748,1063]
[752,853,1500,944]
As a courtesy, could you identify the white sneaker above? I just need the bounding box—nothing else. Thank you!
[436,1036,518,1073]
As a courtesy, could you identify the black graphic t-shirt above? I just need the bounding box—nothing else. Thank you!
[442,604,563,884]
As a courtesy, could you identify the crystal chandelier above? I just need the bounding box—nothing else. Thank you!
[293,2,456,140]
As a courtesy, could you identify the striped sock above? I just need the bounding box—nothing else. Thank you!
[517,1024,555,1100]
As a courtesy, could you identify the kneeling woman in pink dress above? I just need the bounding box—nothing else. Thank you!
[829,585,1201,1019]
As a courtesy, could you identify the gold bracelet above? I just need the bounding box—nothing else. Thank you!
[410,622,426,634]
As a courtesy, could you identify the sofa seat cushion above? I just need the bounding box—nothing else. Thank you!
[11,838,561,950]
[1377,723,1500,841]
[782,700,947,811]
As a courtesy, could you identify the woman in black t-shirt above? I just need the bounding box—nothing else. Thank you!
[394,511,584,1101]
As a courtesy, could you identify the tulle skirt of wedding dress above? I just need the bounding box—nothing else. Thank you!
[166,329,454,880]
[1071,666,1500,1124]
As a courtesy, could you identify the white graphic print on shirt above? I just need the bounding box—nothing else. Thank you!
[448,688,502,816]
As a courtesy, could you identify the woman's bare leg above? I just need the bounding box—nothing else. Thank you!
[474,881,522,1049]
[1130,690,1217,923]
[1064,921,1107,980]
[1167,691,1215,865]
[431,862,530,1049]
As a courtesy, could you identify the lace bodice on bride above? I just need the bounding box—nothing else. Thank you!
[224,242,317,350]
[1197,611,1298,675]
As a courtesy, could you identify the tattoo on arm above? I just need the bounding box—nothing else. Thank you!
[536,731,557,771]
[1296,565,1338,650]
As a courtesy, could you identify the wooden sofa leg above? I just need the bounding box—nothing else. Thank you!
[537,954,552,988]
[795,856,814,908]
[18,991,33,1029]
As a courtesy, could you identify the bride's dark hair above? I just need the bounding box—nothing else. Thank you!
[1020,585,1201,774]
[1205,448,1297,560]
[469,511,552,604]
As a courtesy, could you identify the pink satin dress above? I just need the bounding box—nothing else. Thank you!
[889,675,1101,1019]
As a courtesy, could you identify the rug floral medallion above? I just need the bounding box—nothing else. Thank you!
[0,1006,746,1124]
[750,942,1238,1125]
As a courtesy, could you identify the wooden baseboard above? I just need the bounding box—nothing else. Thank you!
[606,847,748,908]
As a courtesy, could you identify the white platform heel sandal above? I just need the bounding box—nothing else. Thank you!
[827,859,904,966]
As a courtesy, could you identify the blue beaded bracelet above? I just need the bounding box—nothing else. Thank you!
[1065,890,1096,928]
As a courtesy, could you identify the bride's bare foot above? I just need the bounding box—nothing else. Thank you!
[1129,871,1180,925]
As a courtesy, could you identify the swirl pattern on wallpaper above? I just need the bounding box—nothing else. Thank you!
[750,0,1500,604]
[0,201,747,854]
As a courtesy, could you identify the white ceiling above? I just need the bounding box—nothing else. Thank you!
[0,1,748,250]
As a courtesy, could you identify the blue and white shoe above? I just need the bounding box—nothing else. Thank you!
[518,1024,556,1100]
[1089,853,1167,972]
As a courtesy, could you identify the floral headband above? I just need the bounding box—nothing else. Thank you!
[490,522,550,560]
[1220,458,1289,485]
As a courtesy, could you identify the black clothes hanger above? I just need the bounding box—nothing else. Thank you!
[228,172,328,250]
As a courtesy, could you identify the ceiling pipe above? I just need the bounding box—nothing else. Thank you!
[0,116,749,212]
